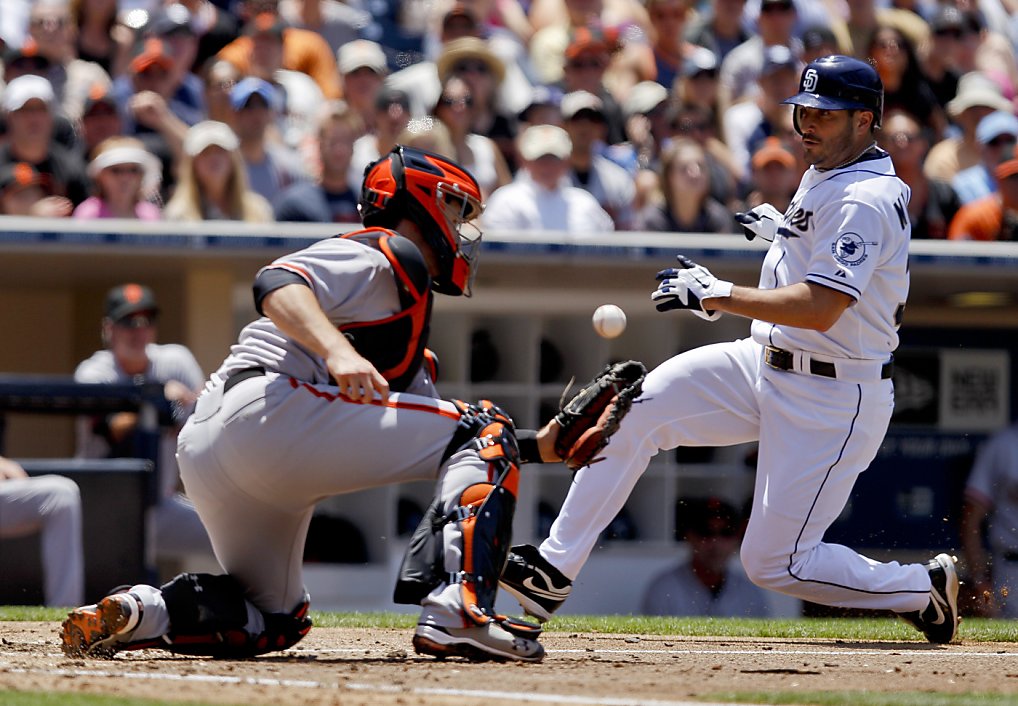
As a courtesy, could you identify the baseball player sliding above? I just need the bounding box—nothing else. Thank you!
[501,56,960,643]
[59,146,605,663]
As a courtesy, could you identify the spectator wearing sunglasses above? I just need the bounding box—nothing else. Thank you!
[685,0,751,63]
[951,111,1018,205]
[718,0,800,113]
[556,27,628,145]
[641,497,773,617]
[432,75,511,200]
[876,110,959,239]
[74,136,162,220]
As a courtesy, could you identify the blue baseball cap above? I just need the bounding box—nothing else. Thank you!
[229,77,280,112]
[975,110,1018,144]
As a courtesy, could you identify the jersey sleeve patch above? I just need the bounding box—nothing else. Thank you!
[830,232,877,267]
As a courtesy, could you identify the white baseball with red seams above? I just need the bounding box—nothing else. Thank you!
[592,304,626,339]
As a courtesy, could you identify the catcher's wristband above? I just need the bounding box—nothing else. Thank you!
[516,429,542,464]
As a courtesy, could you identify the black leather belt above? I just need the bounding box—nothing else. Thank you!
[223,367,265,394]
[764,346,893,380]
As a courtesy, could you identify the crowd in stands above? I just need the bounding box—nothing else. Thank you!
[2,0,1018,240]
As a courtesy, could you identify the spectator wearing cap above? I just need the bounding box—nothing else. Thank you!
[621,80,670,173]
[948,154,1018,241]
[920,6,965,109]
[73,136,162,220]
[685,0,751,63]
[952,111,1018,205]
[722,44,799,182]
[718,0,800,112]
[641,497,773,617]
[216,8,341,100]
[800,25,842,64]
[74,283,213,569]
[840,0,930,60]
[228,76,309,204]
[337,39,388,131]
[0,161,70,217]
[877,110,959,239]
[867,25,947,140]
[517,84,564,133]
[201,59,242,126]
[560,90,636,229]
[0,74,89,208]
[2,38,52,84]
[557,27,628,145]
[75,85,122,160]
[164,120,273,222]
[925,71,1014,183]
[435,37,520,164]
[483,124,614,234]
[347,87,412,190]
[743,136,799,212]
[636,137,738,234]
[674,48,723,134]
[142,4,206,117]
[25,0,112,122]
[432,75,512,199]
[274,100,363,223]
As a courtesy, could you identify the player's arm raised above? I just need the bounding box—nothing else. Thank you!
[261,283,389,403]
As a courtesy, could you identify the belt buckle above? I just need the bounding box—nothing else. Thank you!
[764,346,792,371]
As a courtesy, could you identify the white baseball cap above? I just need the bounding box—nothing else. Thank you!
[560,90,604,120]
[337,39,388,75]
[624,81,668,118]
[518,124,572,161]
[1,74,55,113]
[183,120,240,156]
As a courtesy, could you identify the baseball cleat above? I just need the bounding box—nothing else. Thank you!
[61,593,141,658]
[498,544,572,623]
[899,553,960,644]
[412,622,544,663]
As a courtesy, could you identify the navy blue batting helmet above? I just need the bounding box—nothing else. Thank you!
[783,55,883,133]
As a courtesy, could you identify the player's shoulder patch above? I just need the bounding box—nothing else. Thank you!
[831,232,878,267]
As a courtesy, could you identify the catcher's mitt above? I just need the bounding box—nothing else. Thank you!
[553,360,647,471]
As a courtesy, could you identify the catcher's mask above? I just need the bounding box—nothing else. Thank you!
[359,145,484,297]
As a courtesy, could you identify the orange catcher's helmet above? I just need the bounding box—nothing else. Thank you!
[359,145,484,296]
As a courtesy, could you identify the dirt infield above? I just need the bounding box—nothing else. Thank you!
[2,622,1017,705]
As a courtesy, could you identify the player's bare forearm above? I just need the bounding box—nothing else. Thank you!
[705,282,852,331]
[535,419,563,462]
[262,284,389,401]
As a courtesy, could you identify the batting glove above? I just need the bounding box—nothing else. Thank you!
[651,255,733,321]
[734,203,783,242]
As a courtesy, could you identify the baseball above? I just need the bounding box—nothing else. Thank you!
[592,304,627,339]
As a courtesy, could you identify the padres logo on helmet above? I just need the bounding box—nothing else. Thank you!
[783,55,884,134]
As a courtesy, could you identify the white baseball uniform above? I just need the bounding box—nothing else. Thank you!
[540,148,936,612]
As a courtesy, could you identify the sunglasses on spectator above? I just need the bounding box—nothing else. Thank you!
[760,2,795,13]
[453,60,490,74]
[675,118,709,133]
[934,28,963,39]
[108,165,144,176]
[987,135,1017,148]
[886,131,920,148]
[10,58,50,72]
[440,95,473,108]
[567,58,606,70]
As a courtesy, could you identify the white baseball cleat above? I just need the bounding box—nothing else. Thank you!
[412,621,544,662]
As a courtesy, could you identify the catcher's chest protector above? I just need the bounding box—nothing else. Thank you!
[338,229,433,392]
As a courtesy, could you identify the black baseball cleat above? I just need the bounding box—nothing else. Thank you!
[899,553,960,644]
[498,544,572,622]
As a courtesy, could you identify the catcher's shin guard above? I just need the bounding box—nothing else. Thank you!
[118,573,312,658]
[394,400,520,623]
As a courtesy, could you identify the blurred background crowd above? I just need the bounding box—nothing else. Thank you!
[3,0,1018,236]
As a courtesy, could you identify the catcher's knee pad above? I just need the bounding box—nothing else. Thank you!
[153,573,311,658]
